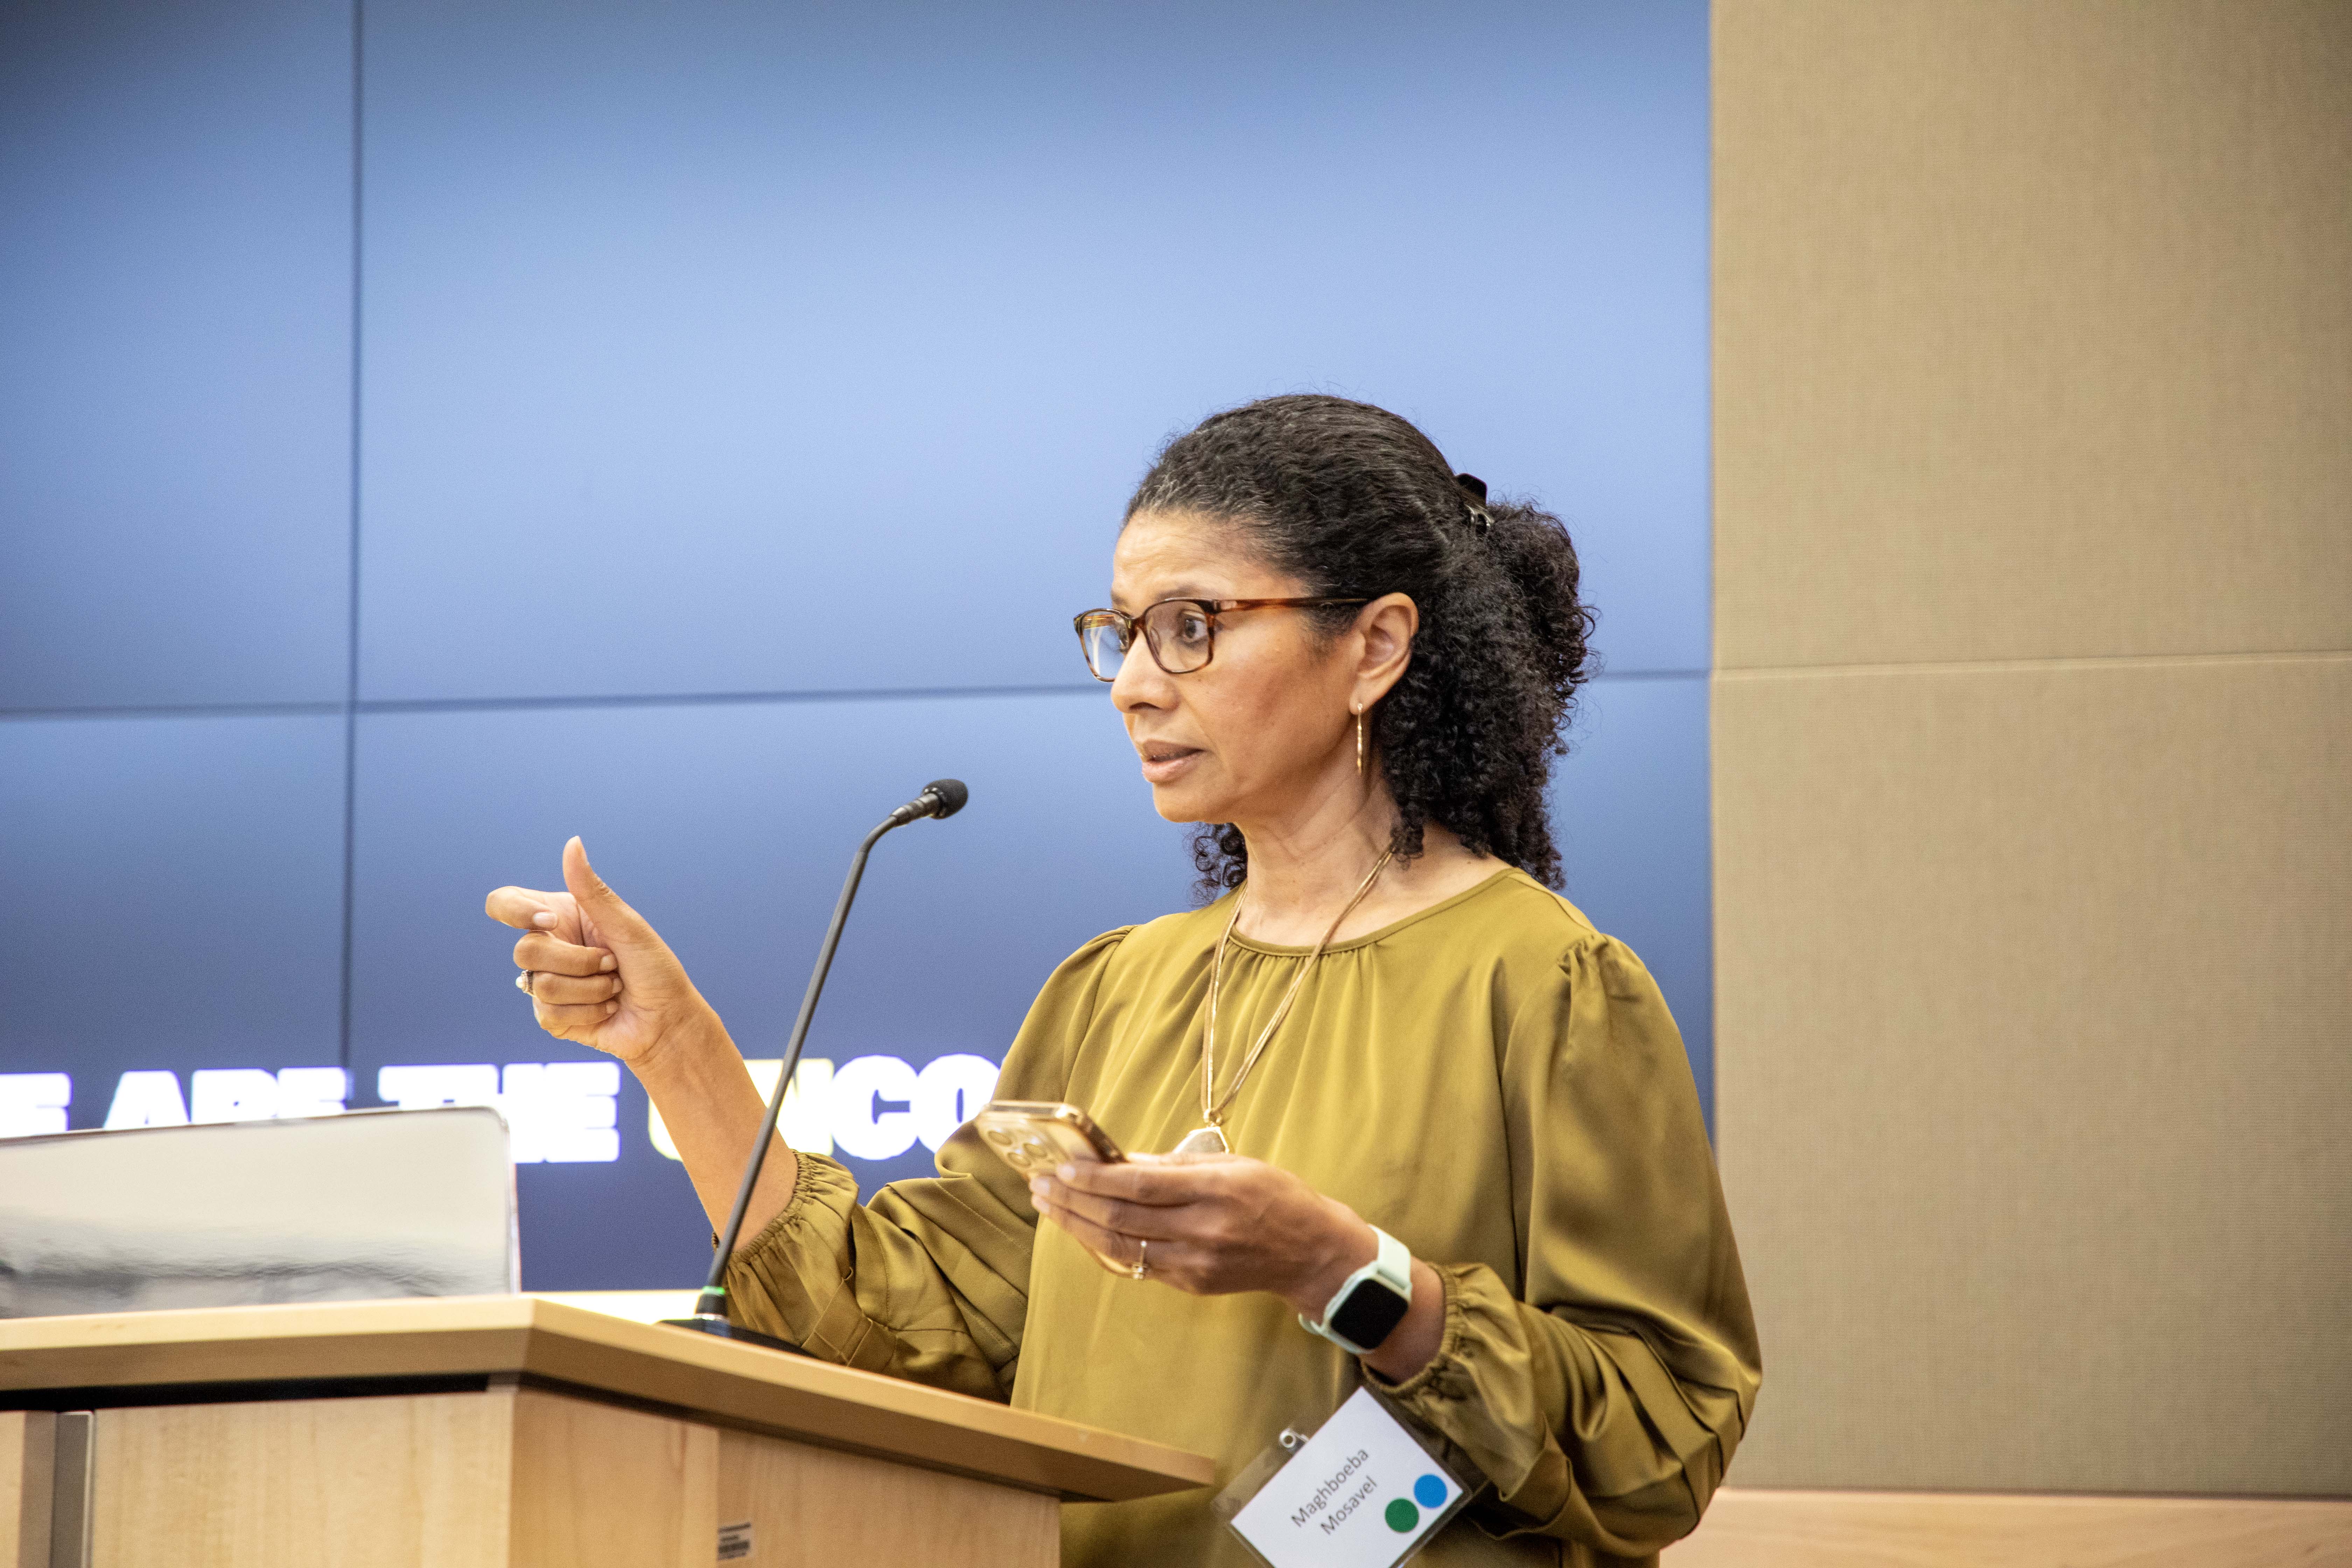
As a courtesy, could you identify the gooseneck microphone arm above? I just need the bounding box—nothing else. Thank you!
[664,779,967,1352]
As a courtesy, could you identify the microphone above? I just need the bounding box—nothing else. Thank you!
[887,777,968,825]
[662,779,969,1355]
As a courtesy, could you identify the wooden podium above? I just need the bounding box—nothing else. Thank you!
[0,1296,1212,1568]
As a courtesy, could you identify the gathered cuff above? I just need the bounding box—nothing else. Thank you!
[1364,1260,1473,1401]
[722,1144,839,1264]
[717,1154,896,1368]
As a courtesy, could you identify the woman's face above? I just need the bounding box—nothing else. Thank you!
[1107,511,1384,828]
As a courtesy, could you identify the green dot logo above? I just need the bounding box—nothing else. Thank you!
[1383,1497,1419,1533]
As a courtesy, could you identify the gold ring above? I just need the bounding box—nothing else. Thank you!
[1129,1238,1149,1281]
[516,971,534,998]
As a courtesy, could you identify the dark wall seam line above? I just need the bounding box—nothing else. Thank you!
[0,702,348,722]
[0,665,1709,725]
[1589,667,1710,682]
[355,683,1104,713]
[335,0,365,1080]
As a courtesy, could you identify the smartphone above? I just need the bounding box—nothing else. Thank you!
[974,1100,1126,1176]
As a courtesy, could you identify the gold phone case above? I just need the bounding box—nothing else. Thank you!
[974,1100,1125,1175]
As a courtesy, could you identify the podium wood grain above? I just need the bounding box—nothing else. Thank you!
[718,1427,1058,1567]
[1,1298,1201,1567]
[3,1412,55,1568]
[91,1393,513,1568]
[70,1388,1059,1568]
[509,1391,719,1568]
[0,1296,1209,1503]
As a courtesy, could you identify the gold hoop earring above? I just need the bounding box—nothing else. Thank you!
[1355,707,1367,776]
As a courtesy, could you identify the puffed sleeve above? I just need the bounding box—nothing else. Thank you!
[721,927,1131,1402]
[1373,933,1760,1560]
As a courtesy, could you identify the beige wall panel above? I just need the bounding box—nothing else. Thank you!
[1666,1488,2352,1567]
[1713,655,2352,1492]
[717,1426,1058,1568]
[508,1388,716,1568]
[1714,0,2352,669]
[90,1391,512,1568]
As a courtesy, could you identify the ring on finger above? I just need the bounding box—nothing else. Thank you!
[1128,1237,1149,1281]
[515,971,535,999]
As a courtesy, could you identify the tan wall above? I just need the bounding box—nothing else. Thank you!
[1711,0,2352,1495]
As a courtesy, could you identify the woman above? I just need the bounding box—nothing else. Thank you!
[487,395,1758,1566]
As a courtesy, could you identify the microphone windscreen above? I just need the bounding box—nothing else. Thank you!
[924,778,969,819]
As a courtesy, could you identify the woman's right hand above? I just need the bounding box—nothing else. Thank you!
[491,838,796,1236]
[484,836,712,1069]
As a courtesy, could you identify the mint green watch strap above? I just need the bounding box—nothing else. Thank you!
[1298,1225,1413,1355]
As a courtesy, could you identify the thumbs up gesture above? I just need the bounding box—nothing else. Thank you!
[485,838,711,1065]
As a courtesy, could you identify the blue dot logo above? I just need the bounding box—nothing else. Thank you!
[1413,1473,1447,1509]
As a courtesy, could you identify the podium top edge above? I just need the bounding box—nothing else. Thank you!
[0,1295,1215,1502]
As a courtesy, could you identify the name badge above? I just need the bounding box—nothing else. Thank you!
[1224,1388,1468,1568]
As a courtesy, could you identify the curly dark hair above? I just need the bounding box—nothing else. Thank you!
[1125,394,1596,892]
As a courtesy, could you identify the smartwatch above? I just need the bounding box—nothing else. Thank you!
[1300,1225,1413,1355]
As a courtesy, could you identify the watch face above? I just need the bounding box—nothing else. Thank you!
[1328,1277,1411,1351]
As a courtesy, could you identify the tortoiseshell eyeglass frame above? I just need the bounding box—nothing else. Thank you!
[1071,597,1372,682]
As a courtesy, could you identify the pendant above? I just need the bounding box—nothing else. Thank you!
[1172,1124,1230,1156]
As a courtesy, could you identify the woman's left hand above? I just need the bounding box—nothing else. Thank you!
[1028,1151,1368,1315]
[1030,1153,1446,1380]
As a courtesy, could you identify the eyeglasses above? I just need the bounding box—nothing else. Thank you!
[1072,597,1370,682]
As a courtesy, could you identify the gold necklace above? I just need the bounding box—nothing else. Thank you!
[1172,849,1394,1156]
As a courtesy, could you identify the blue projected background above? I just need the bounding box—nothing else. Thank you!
[0,0,1712,1289]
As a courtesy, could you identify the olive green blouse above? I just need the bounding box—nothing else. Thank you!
[724,868,1759,1567]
